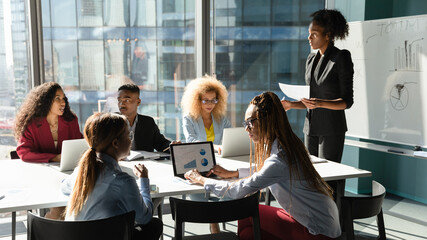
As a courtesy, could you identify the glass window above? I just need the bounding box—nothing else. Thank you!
[77,0,103,27]
[211,0,325,138]
[50,0,76,27]
[41,0,196,141]
[104,0,129,27]
[0,0,32,158]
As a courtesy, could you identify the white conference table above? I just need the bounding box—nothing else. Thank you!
[0,156,371,240]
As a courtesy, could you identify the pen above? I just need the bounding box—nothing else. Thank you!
[162,146,170,152]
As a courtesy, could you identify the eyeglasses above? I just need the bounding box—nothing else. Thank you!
[201,99,218,104]
[242,118,260,129]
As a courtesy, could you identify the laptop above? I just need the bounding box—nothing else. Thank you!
[50,139,89,172]
[170,141,216,179]
[219,127,252,157]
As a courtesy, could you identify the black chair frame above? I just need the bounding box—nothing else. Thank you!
[170,192,261,240]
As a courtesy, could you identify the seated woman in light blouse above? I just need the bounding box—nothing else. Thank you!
[181,74,231,152]
[185,92,341,240]
[61,112,162,240]
[180,75,231,233]
[14,82,82,219]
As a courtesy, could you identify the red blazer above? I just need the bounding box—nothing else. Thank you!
[16,116,83,163]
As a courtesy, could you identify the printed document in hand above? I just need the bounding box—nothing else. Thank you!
[279,83,309,100]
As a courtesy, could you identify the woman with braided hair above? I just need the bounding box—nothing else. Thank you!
[185,92,341,239]
[61,112,162,239]
[282,9,354,164]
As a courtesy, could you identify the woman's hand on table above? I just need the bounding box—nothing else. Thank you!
[207,165,238,179]
[184,169,206,185]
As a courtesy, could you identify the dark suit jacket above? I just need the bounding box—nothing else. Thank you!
[303,45,354,136]
[134,114,171,152]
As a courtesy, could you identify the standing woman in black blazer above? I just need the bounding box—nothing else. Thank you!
[282,9,353,163]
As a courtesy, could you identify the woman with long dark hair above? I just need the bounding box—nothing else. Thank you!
[14,82,82,219]
[185,92,340,239]
[61,112,162,240]
[15,82,82,163]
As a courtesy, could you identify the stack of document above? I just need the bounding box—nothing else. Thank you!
[126,150,160,161]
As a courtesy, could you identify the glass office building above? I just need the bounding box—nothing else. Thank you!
[0,0,325,158]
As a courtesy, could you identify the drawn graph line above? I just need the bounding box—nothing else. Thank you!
[394,38,424,71]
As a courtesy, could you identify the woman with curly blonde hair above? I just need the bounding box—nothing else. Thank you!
[181,75,230,146]
[180,75,231,233]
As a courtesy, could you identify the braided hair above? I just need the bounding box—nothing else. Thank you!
[249,92,333,198]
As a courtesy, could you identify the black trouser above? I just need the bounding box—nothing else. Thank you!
[305,134,345,202]
[134,217,163,240]
[304,134,345,163]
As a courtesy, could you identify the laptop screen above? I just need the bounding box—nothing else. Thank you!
[171,141,216,178]
[59,139,88,172]
[220,127,251,157]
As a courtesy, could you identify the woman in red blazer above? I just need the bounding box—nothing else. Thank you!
[15,82,82,163]
[14,82,82,219]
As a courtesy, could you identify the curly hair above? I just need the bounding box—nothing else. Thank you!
[249,92,333,199]
[310,9,349,43]
[180,75,228,122]
[14,82,77,140]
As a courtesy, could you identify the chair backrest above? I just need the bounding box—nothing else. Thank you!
[343,180,386,219]
[170,192,261,240]
[27,211,135,240]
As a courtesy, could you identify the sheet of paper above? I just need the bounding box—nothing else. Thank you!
[413,151,427,158]
[310,155,328,164]
[279,83,309,100]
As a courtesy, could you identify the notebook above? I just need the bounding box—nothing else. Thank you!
[170,141,216,179]
[49,139,89,172]
[219,127,252,157]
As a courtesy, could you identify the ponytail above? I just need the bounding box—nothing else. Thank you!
[65,112,128,217]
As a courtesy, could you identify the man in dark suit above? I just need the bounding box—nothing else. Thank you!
[118,83,180,222]
[117,84,180,153]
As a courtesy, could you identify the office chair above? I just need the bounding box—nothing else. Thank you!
[10,150,19,159]
[170,192,261,240]
[27,211,135,240]
[341,180,386,240]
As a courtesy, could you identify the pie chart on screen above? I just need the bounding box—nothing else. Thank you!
[201,158,208,166]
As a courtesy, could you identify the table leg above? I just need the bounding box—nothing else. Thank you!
[12,211,16,240]
[335,179,345,211]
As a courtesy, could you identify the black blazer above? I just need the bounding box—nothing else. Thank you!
[303,45,354,136]
[134,114,171,152]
